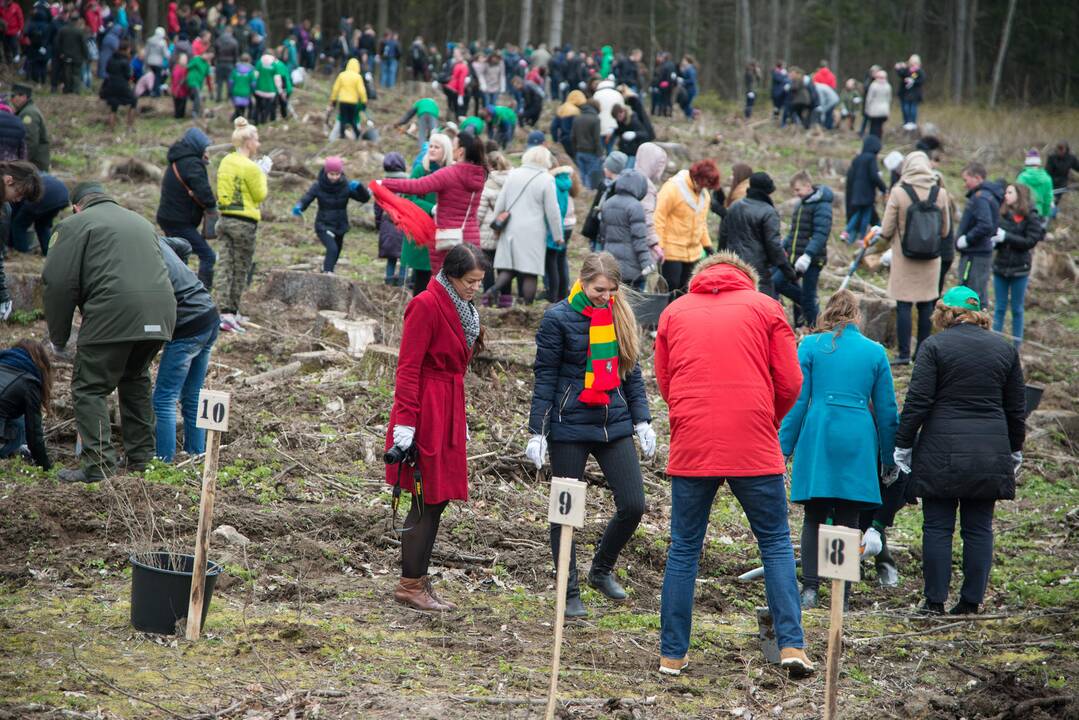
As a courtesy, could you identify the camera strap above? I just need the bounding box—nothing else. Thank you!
[390,460,424,534]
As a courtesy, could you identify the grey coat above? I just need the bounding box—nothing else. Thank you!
[492,163,563,276]
[599,172,652,282]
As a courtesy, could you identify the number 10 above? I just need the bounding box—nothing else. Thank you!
[200,400,225,424]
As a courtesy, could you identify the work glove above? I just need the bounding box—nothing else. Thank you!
[956,234,968,250]
[0,300,11,321]
[746,91,756,100]
[634,422,656,459]
[893,447,912,475]
[882,464,901,487]
[994,227,1007,245]
[881,248,893,267]
[291,203,303,217]
[431,80,440,91]
[794,253,812,274]
[621,131,637,142]
[392,425,415,450]
[256,155,274,174]
[781,263,800,285]
[525,434,547,469]
[865,225,882,245]
[641,264,656,277]
[349,179,361,192]
[861,527,883,558]
[1011,450,1022,475]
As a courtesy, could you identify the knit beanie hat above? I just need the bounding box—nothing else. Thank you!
[324,156,344,174]
[940,285,981,311]
[1024,149,1041,167]
[604,151,629,175]
[749,172,775,194]
[382,152,406,173]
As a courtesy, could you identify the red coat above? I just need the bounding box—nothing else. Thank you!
[385,279,473,504]
[381,162,487,273]
[2,2,23,37]
[654,261,802,478]
[447,60,469,95]
[812,66,837,90]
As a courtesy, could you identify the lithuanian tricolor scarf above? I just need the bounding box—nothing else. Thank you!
[567,280,620,406]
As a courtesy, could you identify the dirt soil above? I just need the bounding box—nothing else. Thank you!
[0,70,1077,720]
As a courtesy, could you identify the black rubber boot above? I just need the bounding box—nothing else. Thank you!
[588,568,627,601]
[564,594,588,618]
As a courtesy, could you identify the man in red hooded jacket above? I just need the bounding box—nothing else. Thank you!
[653,251,814,678]
[1,0,24,65]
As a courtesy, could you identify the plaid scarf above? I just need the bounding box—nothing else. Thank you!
[567,280,620,406]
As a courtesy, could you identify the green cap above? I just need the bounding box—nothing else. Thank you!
[940,285,981,311]
[71,181,107,205]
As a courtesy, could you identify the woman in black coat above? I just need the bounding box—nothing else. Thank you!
[0,339,53,469]
[893,286,1025,616]
[526,252,655,618]
[992,183,1044,347]
[100,41,137,130]
[292,156,371,273]
[157,128,219,288]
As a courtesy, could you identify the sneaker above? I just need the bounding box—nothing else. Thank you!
[948,600,979,615]
[779,648,815,677]
[659,655,689,676]
[890,356,911,366]
[839,230,850,243]
[918,601,945,615]
[219,313,246,333]
[58,467,92,483]
[800,587,819,609]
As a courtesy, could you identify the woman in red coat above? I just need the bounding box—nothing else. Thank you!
[380,131,487,274]
[385,243,490,611]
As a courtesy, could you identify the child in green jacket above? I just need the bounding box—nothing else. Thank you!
[229,54,255,120]
[838,78,862,131]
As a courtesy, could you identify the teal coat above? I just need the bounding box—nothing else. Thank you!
[779,325,898,507]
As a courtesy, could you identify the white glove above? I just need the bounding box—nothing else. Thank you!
[634,422,656,459]
[1011,451,1022,475]
[861,527,883,558]
[430,204,437,220]
[0,300,11,321]
[881,248,893,267]
[747,91,756,100]
[794,254,812,274]
[392,425,415,450]
[956,234,968,250]
[431,80,440,90]
[867,224,882,242]
[256,155,274,174]
[621,131,637,142]
[893,447,912,475]
[641,264,656,277]
[525,434,547,469]
[994,228,1007,245]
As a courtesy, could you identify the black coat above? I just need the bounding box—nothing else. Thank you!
[993,210,1044,278]
[1045,146,1079,190]
[528,300,650,443]
[614,111,651,157]
[0,360,48,469]
[157,135,217,228]
[845,134,887,213]
[298,169,370,235]
[717,196,789,286]
[895,323,1025,501]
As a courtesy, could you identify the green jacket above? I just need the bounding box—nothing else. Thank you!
[230,65,255,98]
[16,101,49,172]
[274,59,293,94]
[416,98,441,118]
[493,105,517,126]
[1017,167,1054,219]
[255,59,280,94]
[187,56,212,90]
[42,196,176,347]
[460,115,485,134]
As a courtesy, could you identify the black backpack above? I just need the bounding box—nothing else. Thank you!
[899,183,943,260]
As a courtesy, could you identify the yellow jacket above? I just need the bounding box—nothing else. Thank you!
[330,58,368,105]
[217,151,268,222]
[654,170,712,262]
[556,89,586,118]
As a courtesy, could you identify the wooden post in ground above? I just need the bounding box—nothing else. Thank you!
[817,524,861,720]
[545,477,587,720]
[186,390,231,641]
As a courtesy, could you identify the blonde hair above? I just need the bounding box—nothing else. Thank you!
[487,151,511,172]
[423,133,454,172]
[231,116,258,148]
[816,289,862,349]
[932,302,991,331]
[522,145,553,169]
[579,252,640,377]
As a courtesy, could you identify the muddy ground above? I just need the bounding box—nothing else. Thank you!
[0,69,1077,720]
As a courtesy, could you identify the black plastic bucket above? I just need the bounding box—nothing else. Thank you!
[1024,384,1044,419]
[630,275,670,329]
[129,552,222,635]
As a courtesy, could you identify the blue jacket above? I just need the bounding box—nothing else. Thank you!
[845,135,887,214]
[956,181,1003,256]
[24,174,69,216]
[779,326,898,506]
[784,185,833,264]
[529,300,650,443]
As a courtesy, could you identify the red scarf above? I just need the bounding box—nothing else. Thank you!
[369,181,436,247]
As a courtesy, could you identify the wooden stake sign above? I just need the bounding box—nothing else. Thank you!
[545,476,587,720]
[818,524,861,720]
[185,389,230,641]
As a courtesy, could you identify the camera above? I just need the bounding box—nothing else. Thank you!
[384,443,417,465]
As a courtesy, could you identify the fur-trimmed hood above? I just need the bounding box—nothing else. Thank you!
[689,250,760,292]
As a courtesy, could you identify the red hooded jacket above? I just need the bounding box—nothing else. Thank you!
[812,66,837,90]
[2,1,24,38]
[166,2,179,35]
[655,259,802,478]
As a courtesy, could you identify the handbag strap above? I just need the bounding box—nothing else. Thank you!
[503,170,546,216]
[172,162,207,210]
[459,191,477,230]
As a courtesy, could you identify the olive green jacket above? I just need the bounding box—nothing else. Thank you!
[16,100,49,172]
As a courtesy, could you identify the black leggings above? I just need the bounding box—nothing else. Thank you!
[896,300,934,359]
[411,269,432,297]
[255,95,277,124]
[549,436,645,597]
[661,260,696,299]
[400,497,449,579]
[545,248,570,303]
[316,225,345,272]
[338,102,361,137]
[800,498,861,592]
[489,270,538,304]
[482,249,496,292]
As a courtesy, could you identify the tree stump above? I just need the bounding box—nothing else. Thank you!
[859,296,897,347]
[100,156,164,183]
[6,273,43,311]
[260,270,357,313]
[1031,245,1078,284]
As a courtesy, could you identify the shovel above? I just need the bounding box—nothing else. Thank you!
[839,226,883,292]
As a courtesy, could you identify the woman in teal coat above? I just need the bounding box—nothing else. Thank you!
[779,290,899,609]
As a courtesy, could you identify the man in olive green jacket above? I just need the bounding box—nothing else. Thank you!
[42,183,176,483]
[12,85,49,172]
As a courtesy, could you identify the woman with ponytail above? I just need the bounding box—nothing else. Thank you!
[526,252,655,618]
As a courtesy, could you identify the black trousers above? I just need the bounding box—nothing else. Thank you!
[545,248,570,303]
[896,300,934,359]
[858,474,909,571]
[549,436,645,598]
[159,220,216,289]
[922,497,995,605]
[800,499,861,592]
[661,260,696,299]
[400,497,449,578]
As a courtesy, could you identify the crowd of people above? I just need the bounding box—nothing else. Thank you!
[0,5,1076,684]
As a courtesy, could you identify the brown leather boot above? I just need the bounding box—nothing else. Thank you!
[424,577,457,610]
[394,577,447,611]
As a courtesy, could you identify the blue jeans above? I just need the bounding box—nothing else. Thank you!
[992,273,1029,345]
[661,475,803,659]
[575,151,602,190]
[484,91,499,107]
[772,262,821,328]
[901,100,919,125]
[845,206,873,242]
[152,323,219,461]
[381,57,398,88]
[0,416,25,458]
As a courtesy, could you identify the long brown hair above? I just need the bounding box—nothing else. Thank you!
[14,339,53,412]
[816,290,862,349]
[579,253,641,377]
[1001,183,1032,219]
[727,163,753,207]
